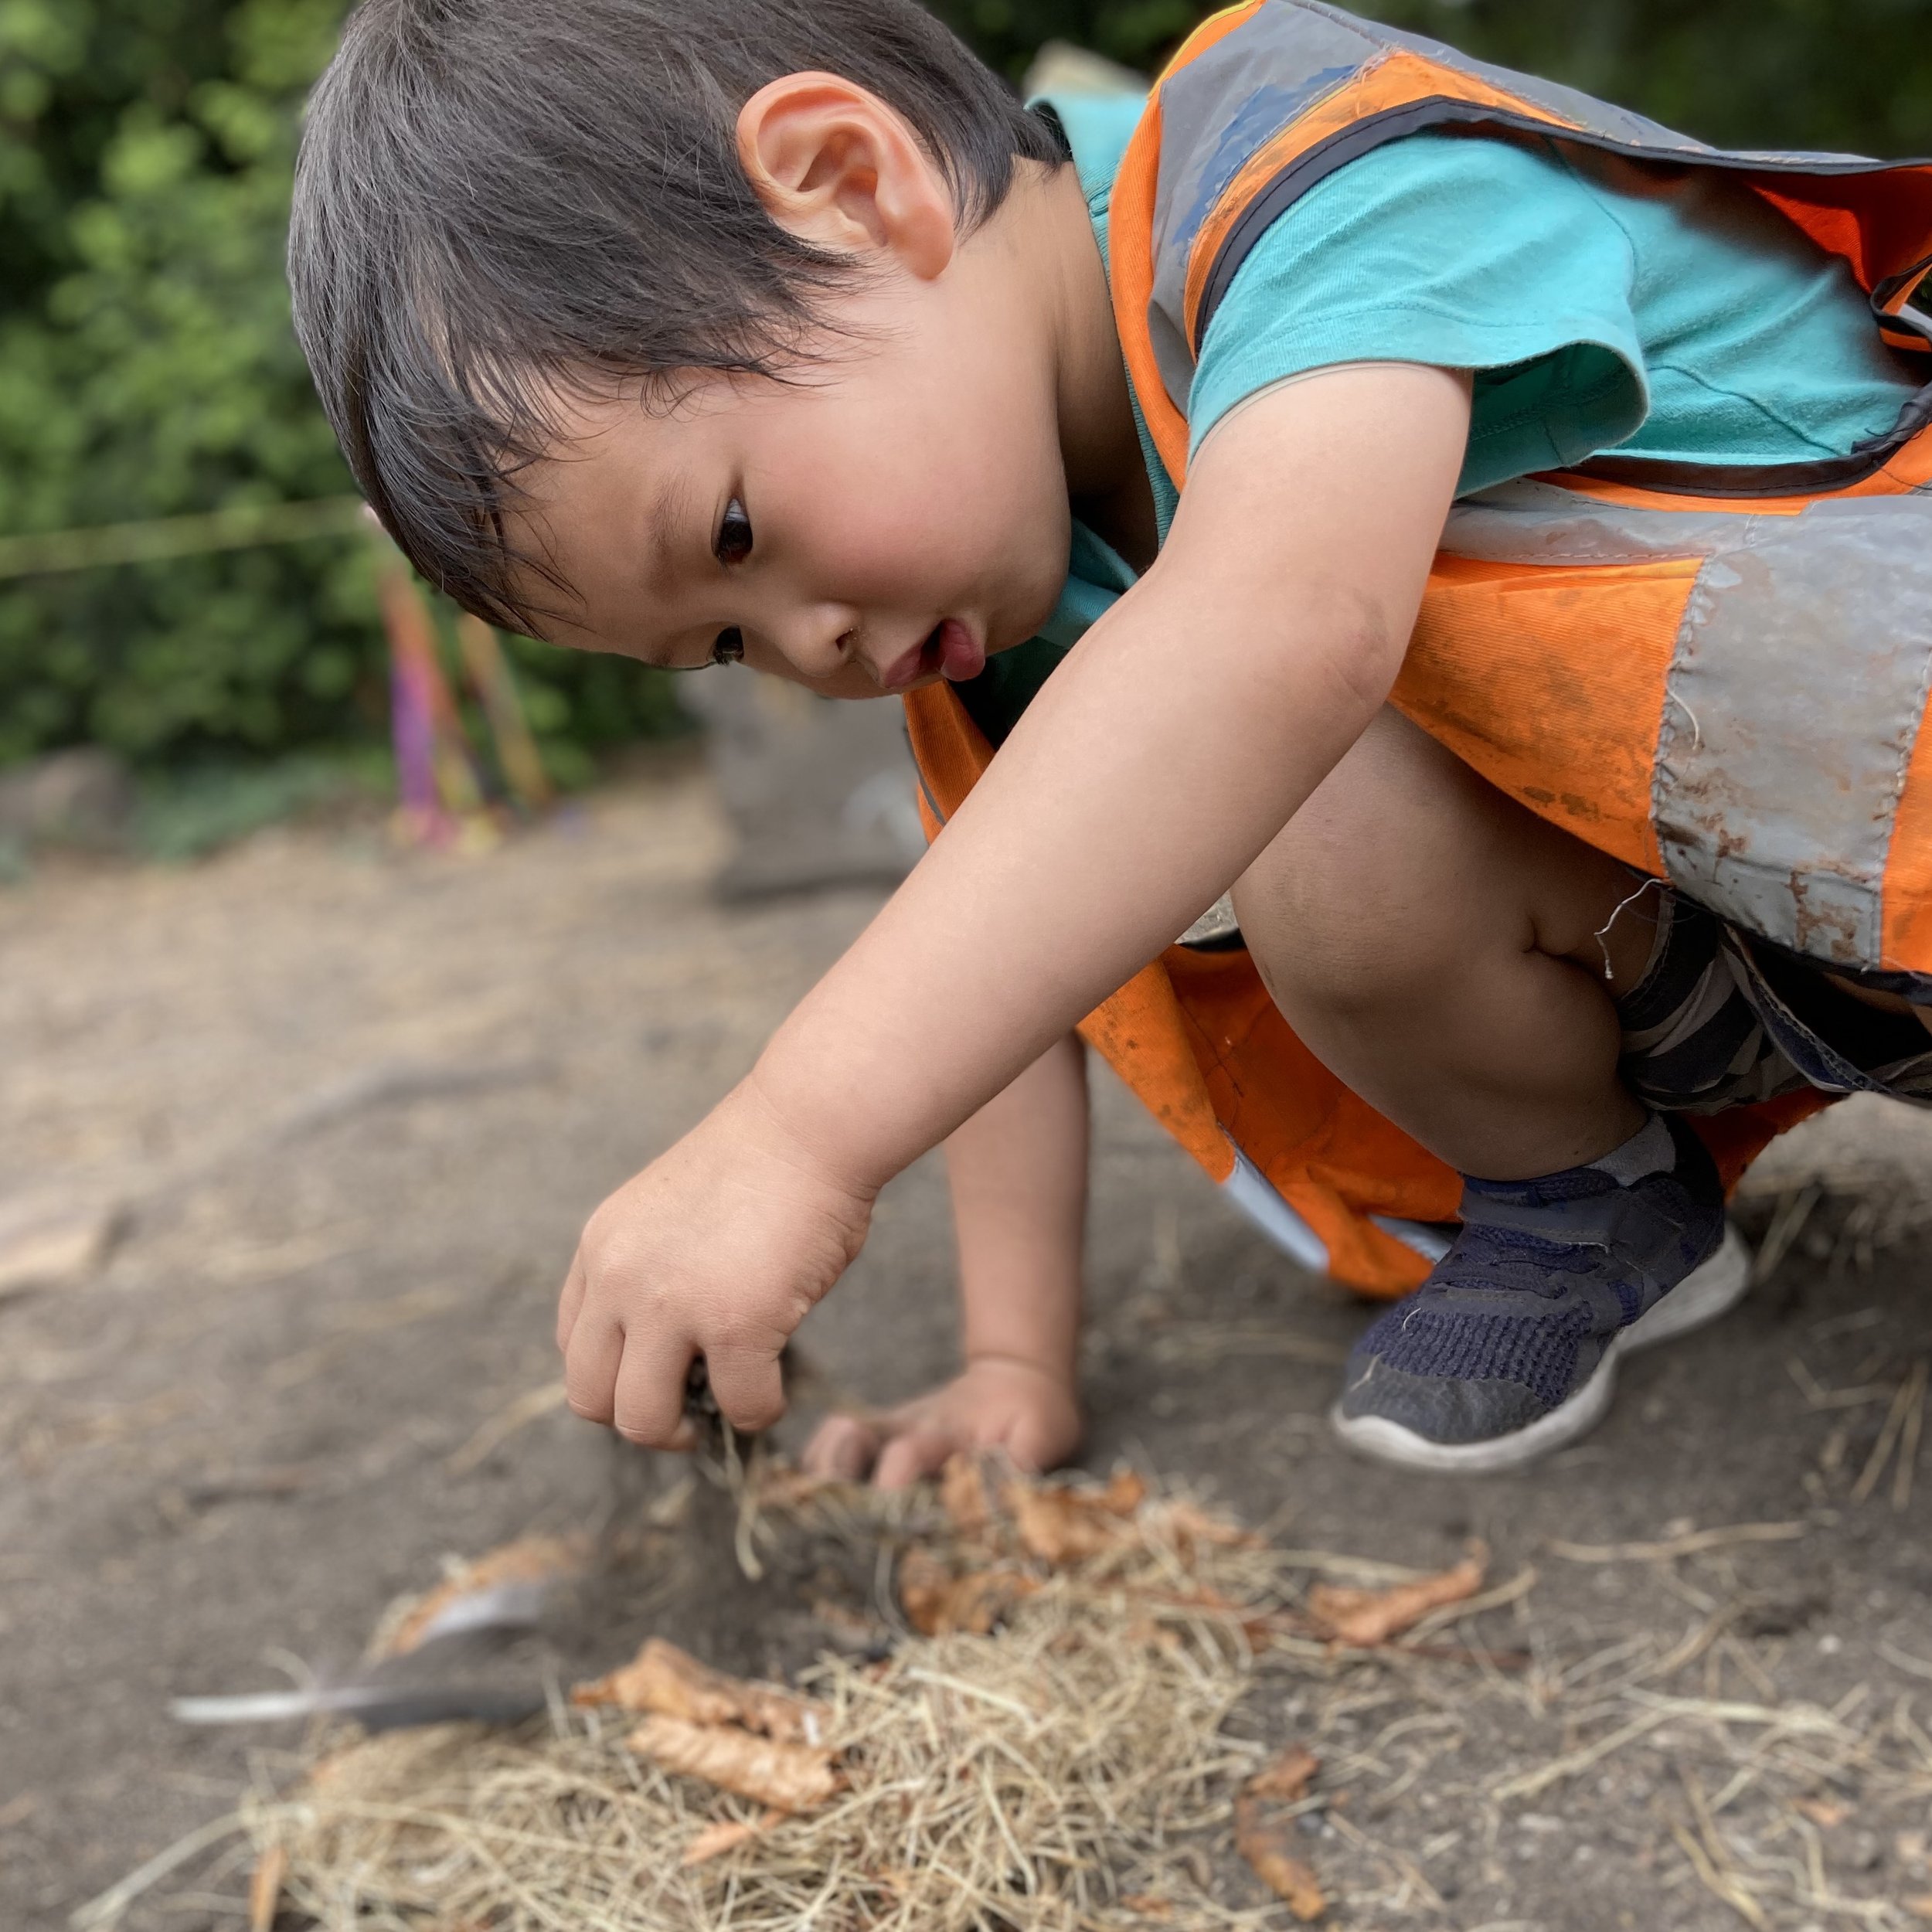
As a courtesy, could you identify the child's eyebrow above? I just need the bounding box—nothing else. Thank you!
[646,471,696,592]
[628,471,700,671]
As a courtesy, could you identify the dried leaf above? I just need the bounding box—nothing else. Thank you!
[897,1548,954,1634]
[1247,1746,1321,1803]
[1150,1498,1262,1551]
[939,1454,991,1536]
[752,1464,841,1513]
[680,1808,786,1867]
[628,1713,838,1812]
[574,1638,826,1745]
[248,1844,287,1932]
[808,1596,883,1645]
[386,1534,587,1656]
[1121,1894,1174,1919]
[899,1549,1038,1636]
[1235,1794,1327,1920]
[1306,1551,1485,1647]
[1795,1796,1849,1829]
[1005,1478,1141,1565]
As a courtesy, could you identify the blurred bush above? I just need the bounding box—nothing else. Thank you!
[1,0,1927,772]
[0,0,679,774]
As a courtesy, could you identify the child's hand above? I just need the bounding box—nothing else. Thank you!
[556,1083,872,1447]
[801,1355,1082,1488]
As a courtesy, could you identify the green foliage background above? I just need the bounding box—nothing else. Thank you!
[2,0,1928,771]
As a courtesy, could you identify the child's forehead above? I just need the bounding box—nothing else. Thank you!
[502,389,743,620]
[536,368,806,467]
[517,388,709,525]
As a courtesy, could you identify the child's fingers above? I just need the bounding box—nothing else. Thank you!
[611,1328,701,1447]
[555,1253,588,1353]
[703,1343,789,1436]
[872,1427,955,1492]
[563,1311,625,1427]
[801,1412,883,1481]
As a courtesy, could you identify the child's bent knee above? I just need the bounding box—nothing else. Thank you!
[1233,850,1446,1020]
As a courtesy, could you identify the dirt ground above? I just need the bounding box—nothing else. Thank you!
[4,749,1932,1930]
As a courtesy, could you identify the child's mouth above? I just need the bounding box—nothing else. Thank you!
[886,620,985,690]
[930,618,985,684]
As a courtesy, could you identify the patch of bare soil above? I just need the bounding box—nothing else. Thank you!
[2,751,1930,1930]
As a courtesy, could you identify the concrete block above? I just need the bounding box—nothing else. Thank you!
[680,669,925,898]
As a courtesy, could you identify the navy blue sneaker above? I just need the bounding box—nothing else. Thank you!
[1332,1114,1746,1472]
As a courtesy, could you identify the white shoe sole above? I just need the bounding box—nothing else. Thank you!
[1329,1223,1753,1476]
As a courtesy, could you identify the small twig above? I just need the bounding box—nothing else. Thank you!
[1682,1762,1768,1927]
[1626,1689,1858,1740]
[1877,1639,1932,1684]
[1753,1184,1823,1285]
[731,1430,767,1583]
[1672,1817,1767,1929]
[444,1379,567,1476]
[70,1810,264,1930]
[1548,1522,1806,1564]
[1488,1709,1670,1802]
[1850,1365,1923,1506]
[1785,1357,1893,1411]
[1405,1565,1538,1644]
[1632,1605,1739,1688]
[1893,1360,1927,1512]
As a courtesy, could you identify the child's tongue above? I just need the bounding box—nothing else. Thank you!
[934,618,985,683]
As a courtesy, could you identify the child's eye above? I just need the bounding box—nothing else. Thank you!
[714,498,753,566]
[710,627,744,666]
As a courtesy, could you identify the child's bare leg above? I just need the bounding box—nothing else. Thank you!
[1231,706,1655,1179]
[1235,708,1733,1469]
[802,1032,1087,1486]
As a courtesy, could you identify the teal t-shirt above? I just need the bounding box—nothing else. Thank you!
[956,93,1922,744]
[1190,128,1921,494]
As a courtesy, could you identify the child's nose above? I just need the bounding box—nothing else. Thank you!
[774,606,861,680]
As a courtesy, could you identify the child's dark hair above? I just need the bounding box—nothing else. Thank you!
[289,0,1067,633]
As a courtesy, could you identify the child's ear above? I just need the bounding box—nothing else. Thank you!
[736,73,955,280]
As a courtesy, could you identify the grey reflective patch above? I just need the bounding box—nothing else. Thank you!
[1298,0,1718,155]
[1176,891,1242,947]
[1655,498,1932,965]
[1444,481,1754,565]
[1148,3,1378,414]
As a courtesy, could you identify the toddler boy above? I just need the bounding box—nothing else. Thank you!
[291,0,1932,1479]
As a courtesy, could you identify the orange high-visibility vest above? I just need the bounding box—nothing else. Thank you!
[906,1,1932,1297]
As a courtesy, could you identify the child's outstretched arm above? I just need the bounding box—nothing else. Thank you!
[558,361,1471,1447]
[802,1032,1088,1487]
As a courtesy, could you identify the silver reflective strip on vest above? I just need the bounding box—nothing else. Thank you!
[1655,496,1932,966]
[1444,478,1754,565]
[1301,0,1715,157]
[1447,482,1932,971]
[1221,1146,1329,1272]
[1148,2,1379,415]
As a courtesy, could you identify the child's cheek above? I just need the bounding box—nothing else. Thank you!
[818,486,954,594]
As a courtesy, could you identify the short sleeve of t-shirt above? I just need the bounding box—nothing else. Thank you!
[1188,129,1919,497]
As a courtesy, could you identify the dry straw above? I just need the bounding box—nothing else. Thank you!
[240,1461,1442,1930]
[216,1458,1932,1931]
